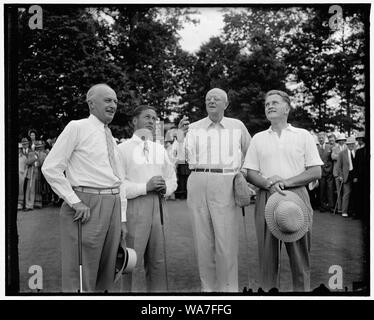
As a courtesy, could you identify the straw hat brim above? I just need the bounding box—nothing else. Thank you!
[265,190,310,243]
[114,240,137,283]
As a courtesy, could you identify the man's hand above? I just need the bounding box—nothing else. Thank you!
[147,176,166,194]
[178,116,190,136]
[337,176,343,181]
[353,178,358,183]
[72,201,91,224]
[270,181,286,196]
[268,175,284,185]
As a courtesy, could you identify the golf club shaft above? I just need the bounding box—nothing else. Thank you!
[158,193,169,291]
[278,241,282,290]
[242,207,251,289]
[78,219,83,293]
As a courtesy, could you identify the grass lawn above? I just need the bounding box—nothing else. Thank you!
[17,200,367,294]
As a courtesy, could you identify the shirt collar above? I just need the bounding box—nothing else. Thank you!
[88,114,105,130]
[131,133,153,144]
[205,116,227,129]
[267,123,296,134]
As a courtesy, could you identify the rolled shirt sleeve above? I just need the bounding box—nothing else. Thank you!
[304,131,324,167]
[242,135,260,171]
[41,122,81,207]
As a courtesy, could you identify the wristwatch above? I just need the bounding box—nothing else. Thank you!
[266,179,274,190]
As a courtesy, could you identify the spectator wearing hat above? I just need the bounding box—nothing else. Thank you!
[177,88,251,292]
[317,132,334,212]
[336,136,357,218]
[242,90,322,292]
[356,132,365,150]
[42,84,127,292]
[331,133,347,214]
[18,142,28,210]
[118,105,177,292]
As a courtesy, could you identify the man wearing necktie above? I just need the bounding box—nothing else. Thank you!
[118,105,177,292]
[42,84,127,292]
[336,136,357,218]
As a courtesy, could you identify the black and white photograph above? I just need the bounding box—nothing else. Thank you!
[4,2,370,300]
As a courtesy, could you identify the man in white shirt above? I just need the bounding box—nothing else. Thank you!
[118,105,177,292]
[42,84,126,292]
[177,88,251,292]
[241,90,322,292]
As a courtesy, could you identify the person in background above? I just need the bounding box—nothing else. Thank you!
[336,136,356,218]
[24,140,40,211]
[33,141,48,209]
[356,132,365,150]
[28,129,37,151]
[317,132,334,213]
[331,133,346,215]
[352,132,368,221]
[18,141,28,210]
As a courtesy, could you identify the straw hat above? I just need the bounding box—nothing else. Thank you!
[265,191,311,243]
[356,132,365,139]
[336,133,347,141]
[346,136,356,145]
[114,239,137,283]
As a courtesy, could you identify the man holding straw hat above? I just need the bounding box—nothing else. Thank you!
[241,90,323,292]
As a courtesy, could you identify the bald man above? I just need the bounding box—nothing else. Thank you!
[177,88,251,292]
[42,84,127,292]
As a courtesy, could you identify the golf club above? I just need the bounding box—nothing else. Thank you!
[158,192,169,291]
[333,179,343,215]
[241,206,252,291]
[78,219,83,293]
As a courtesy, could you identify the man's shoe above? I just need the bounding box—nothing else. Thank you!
[342,213,348,217]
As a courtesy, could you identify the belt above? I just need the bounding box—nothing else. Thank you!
[73,186,120,195]
[192,168,237,174]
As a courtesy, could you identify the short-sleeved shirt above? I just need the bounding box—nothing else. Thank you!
[242,124,323,179]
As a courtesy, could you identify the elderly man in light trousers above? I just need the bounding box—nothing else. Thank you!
[42,84,127,292]
[242,90,322,291]
[177,88,251,292]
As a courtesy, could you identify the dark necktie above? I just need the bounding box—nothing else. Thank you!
[104,125,121,179]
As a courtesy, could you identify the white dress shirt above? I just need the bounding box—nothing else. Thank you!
[42,114,127,221]
[243,124,323,179]
[118,134,177,199]
[177,116,251,171]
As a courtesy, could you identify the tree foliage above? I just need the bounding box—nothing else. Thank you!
[17,5,367,139]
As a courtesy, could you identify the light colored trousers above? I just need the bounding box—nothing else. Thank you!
[335,178,352,214]
[255,188,312,292]
[122,193,167,292]
[60,191,121,292]
[187,172,240,292]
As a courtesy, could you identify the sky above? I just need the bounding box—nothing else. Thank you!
[177,8,225,53]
